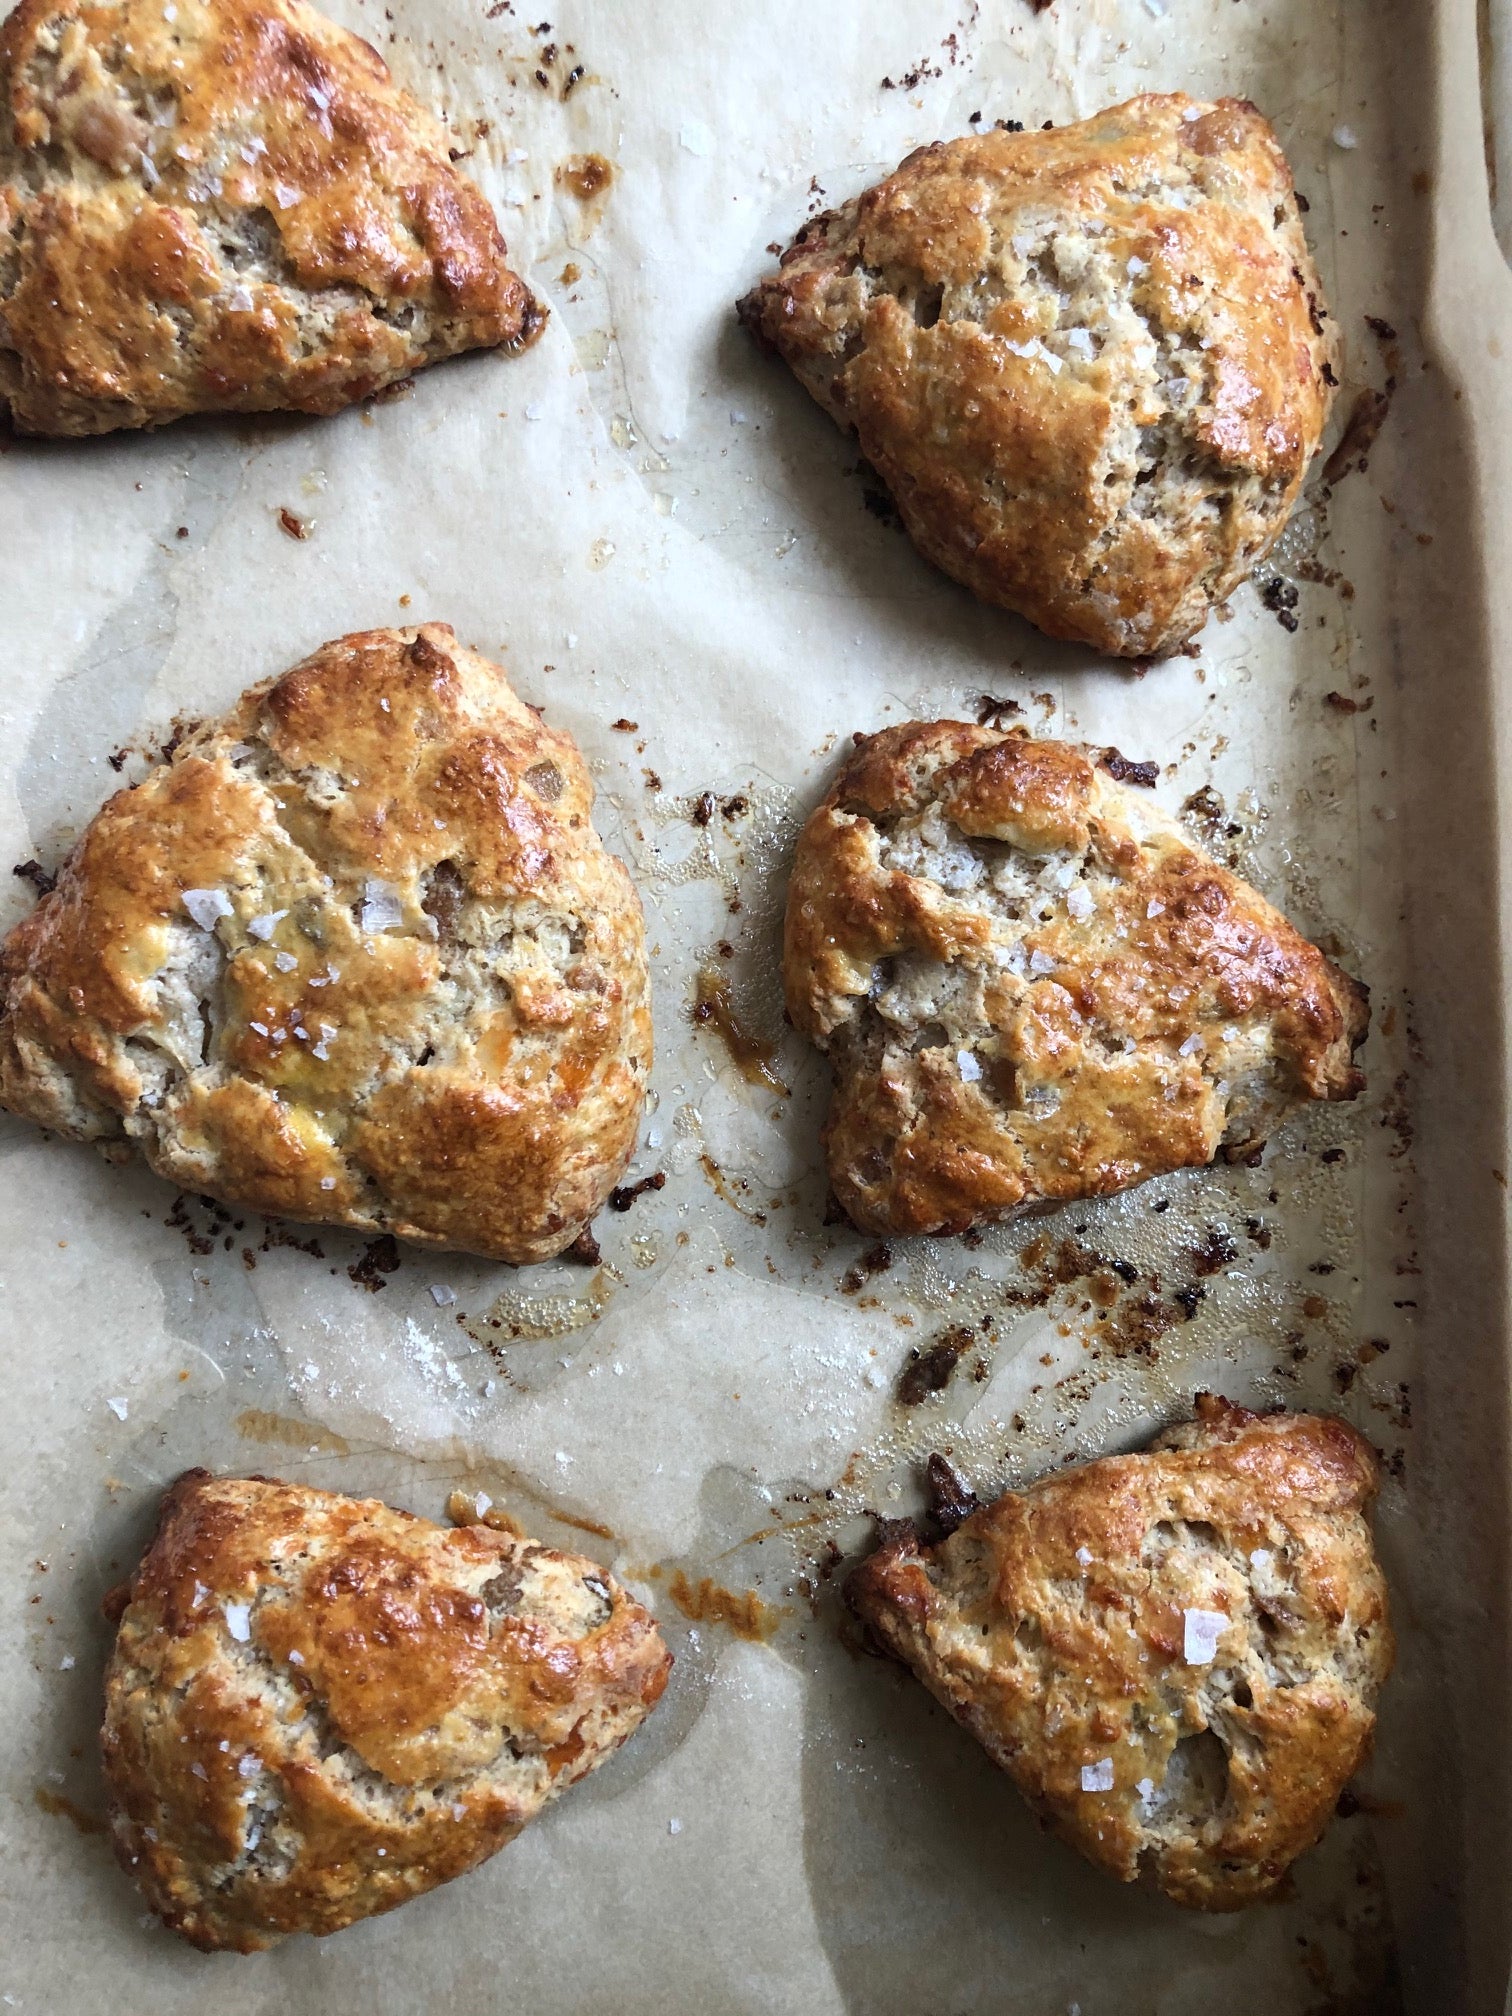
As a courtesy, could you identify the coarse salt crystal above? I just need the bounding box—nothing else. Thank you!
[429,1283,457,1306]
[227,283,253,310]
[1063,327,1095,359]
[286,1649,303,1665]
[555,1449,573,1466]
[452,1802,467,1820]
[272,179,300,208]
[249,1020,269,1037]
[223,1602,251,1642]
[668,1816,683,1834]
[957,1050,982,1083]
[473,1491,492,1516]
[1066,884,1094,920]
[566,632,579,648]
[1249,1548,1273,1570]
[1075,1546,1092,1567]
[319,1175,336,1189]
[1029,949,1056,976]
[1146,897,1165,917]
[679,118,713,156]
[190,1762,207,1780]
[1332,123,1359,150]
[1183,1607,1227,1665]
[359,879,404,933]
[238,1753,260,1778]
[247,909,287,941]
[1179,1033,1204,1057]
[1222,1025,1241,1042]
[274,950,298,972]
[182,887,232,930]
[1136,1775,1156,1806]
[59,1654,75,1670]
[524,402,544,421]
[1081,1758,1115,1793]
[1127,253,1148,276]
[106,1396,129,1420]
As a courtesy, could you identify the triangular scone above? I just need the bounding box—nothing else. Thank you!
[848,1397,1393,1910]
[0,0,543,433]
[739,95,1334,657]
[784,723,1366,1236]
[0,625,652,1262]
[103,1471,673,1949]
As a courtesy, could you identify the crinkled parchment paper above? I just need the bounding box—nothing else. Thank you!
[0,0,1489,2008]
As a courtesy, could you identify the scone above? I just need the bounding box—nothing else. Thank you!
[738,95,1334,657]
[0,624,651,1263]
[102,1471,672,1949]
[848,1396,1393,1909]
[0,0,543,434]
[784,723,1365,1237]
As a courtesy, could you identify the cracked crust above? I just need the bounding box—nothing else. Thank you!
[783,722,1367,1237]
[0,0,544,434]
[847,1396,1393,1909]
[102,1470,672,1950]
[738,94,1334,656]
[0,624,651,1262]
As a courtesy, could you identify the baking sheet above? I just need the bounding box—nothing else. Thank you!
[1,0,1503,2008]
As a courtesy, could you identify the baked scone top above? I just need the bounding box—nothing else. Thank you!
[103,1471,672,1949]
[784,723,1366,1237]
[0,624,651,1262]
[739,94,1335,656]
[0,0,543,433]
[848,1397,1393,1909]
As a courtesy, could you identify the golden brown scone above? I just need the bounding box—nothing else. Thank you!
[738,95,1334,657]
[848,1397,1393,1910]
[102,1470,672,1950]
[0,0,543,434]
[0,624,651,1262]
[784,723,1366,1237]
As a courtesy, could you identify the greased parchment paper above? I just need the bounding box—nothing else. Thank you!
[0,0,1482,2008]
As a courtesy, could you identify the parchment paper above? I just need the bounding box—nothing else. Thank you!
[0,0,1488,2008]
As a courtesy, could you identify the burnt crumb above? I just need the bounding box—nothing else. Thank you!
[372,375,416,405]
[1245,1215,1273,1250]
[277,507,309,541]
[1322,387,1392,485]
[107,747,128,771]
[968,110,981,124]
[925,1451,979,1534]
[1365,315,1398,343]
[896,1326,974,1406]
[1320,1146,1347,1164]
[721,794,750,820]
[1173,1283,1206,1320]
[880,60,942,90]
[1188,1229,1238,1277]
[175,525,188,539]
[692,791,716,826]
[1333,1361,1358,1394]
[974,693,1023,728]
[822,1191,849,1227]
[1099,747,1159,788]
[165,1193,216,1256]
[260,1220,324,1260]
[1260,576,1300,631]
[1325,690,1372,714]
[611,718,639,732]
[348,1234,401,1291]
[11,858,55,897]
[996,118,1025,131]
[841,1242,893,1294]
[563,1226,602,1265]
[608,1171,665,1212]
[1296,189,1311,212]
[562,62,584,95]
[1181,784,1243,850]
[643,769,663,792]
[1320,361,1339,387]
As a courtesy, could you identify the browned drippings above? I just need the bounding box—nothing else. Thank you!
[235,1409,350,1457]
[666,1570,786,1641]
[557,152,613,201]
[690,968,788,1094]
[35,1787,105,1836]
